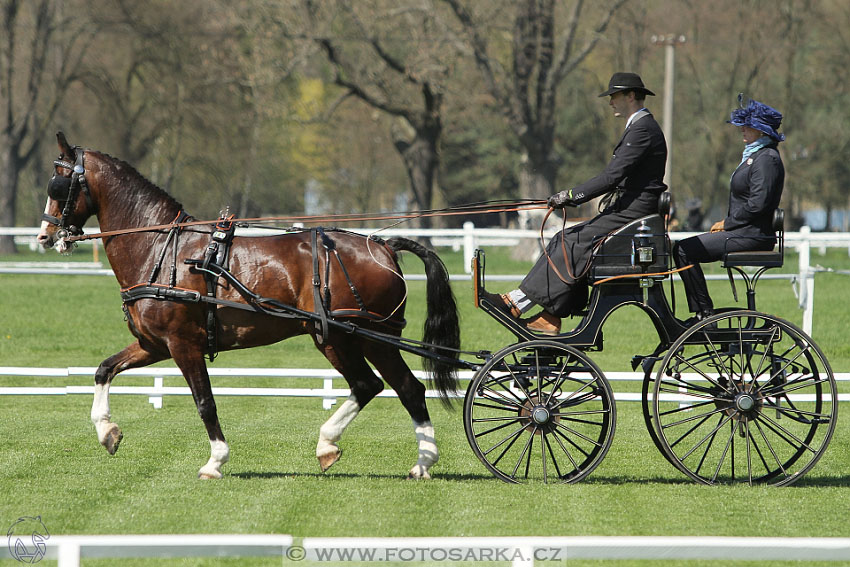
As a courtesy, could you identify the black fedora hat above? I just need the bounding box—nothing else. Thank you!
[598,72,656,97]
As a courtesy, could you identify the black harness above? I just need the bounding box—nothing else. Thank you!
[43,149,94,239]
[199,215,237,359]
[119,225,397,361]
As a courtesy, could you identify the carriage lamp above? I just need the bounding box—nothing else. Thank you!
[634,220,654,265]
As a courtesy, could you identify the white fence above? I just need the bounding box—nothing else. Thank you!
[3,534,850,566]
[2,367,849,409]
[4,224,850,336]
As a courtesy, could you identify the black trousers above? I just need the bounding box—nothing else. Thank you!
[673,231,774,313]
[520,208,644,317]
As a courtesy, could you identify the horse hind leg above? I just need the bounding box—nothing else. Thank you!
[92,341,164,455]
[364,342,438,480]
[314,338,384,472]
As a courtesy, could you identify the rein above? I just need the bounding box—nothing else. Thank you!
[62,200,548,243]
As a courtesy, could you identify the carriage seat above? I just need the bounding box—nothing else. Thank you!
[721,208,785,269]
[720,208,784,309]
[590,192,671,282]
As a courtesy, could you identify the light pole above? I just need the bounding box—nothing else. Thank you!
[651,34,686,190]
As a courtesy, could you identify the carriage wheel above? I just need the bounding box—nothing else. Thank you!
[464,340,616,484]
[648,311,837,486]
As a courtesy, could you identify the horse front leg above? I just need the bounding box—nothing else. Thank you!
[172,348,229,479]
[92,341,164,455]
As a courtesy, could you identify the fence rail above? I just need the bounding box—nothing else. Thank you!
[2,367,848,409]
[3,534,850,566]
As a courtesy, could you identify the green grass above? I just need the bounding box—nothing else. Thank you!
[2,245,850,566]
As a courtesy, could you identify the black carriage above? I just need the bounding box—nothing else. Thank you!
[468,195,837,486]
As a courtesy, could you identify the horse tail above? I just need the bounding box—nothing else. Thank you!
[386,237,460,405]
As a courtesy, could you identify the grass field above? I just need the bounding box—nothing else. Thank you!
[2,244,850,566]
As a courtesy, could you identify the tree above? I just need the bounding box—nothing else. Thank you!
[442,0,626,200]
[300,0,451,229]
[0,0,96,253]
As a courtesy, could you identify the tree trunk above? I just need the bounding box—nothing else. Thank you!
[395,133,438,234]
[0,145,21,254]
[518,150,560,200]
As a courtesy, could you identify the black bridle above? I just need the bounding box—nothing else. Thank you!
[42,148,94,238]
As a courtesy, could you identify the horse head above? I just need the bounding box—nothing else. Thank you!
[37,131,98,253]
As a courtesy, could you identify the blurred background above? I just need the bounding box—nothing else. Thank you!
[2,0,848,255]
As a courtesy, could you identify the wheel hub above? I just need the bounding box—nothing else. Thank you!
[520,397,560,435]
[736,394,755,411]
[531,406,551,425]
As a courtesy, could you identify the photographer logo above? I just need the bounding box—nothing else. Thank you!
[7,517,50,564]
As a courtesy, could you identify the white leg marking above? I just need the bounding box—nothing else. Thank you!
[91,383,123,454]
[90,383,113,443]
[408,420,438,479]
[198,439,230,479]
[316,396,360,458]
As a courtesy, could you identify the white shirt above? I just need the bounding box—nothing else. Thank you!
[625,108,648,130]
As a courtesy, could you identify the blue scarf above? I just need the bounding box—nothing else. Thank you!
[738,135,772,167]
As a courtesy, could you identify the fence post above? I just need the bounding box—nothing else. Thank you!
[148,376,164,409]
[463,221,475,274]
[57,541,81,567]
[323,377,337,410]
[798,226,814,336]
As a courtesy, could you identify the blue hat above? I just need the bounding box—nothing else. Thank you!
[728,97,785,142]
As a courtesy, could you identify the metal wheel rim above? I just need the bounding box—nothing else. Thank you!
[464,340,616,484]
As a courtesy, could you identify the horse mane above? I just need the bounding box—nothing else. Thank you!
[90,149,186,214]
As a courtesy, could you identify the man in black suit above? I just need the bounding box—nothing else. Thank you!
[484,72,668,334]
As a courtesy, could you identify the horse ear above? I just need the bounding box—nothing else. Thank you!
[56,131,76,161]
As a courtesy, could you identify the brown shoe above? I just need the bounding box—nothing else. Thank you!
[480,291,521,318]
[523,311,561,336]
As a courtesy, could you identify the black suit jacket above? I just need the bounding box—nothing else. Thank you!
[724,144,784,235]
[570,110,668,216]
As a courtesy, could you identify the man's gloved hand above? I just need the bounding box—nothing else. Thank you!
[547,190,578,209]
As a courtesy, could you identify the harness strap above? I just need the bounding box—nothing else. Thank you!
[317,230,367,312]
[147,211,189,285]
[311,228,330,344]
[332,248,367,312]
[198,214,237,361]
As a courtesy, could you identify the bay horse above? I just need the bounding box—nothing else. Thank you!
[37,132,460,479]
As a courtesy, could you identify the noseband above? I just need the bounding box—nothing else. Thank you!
[42,149,93,238]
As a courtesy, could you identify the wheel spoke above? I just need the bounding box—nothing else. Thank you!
[482,424,526,460]
[552,426,593,459]
[512,428,536,479]
[710,418,740,483]
[472,416,527,439]
[670,351,733,394]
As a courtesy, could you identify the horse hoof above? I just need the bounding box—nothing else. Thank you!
[102,425,123,455]
[198,470,223,480]
[318,449,341,472]
[407,466,431,480]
